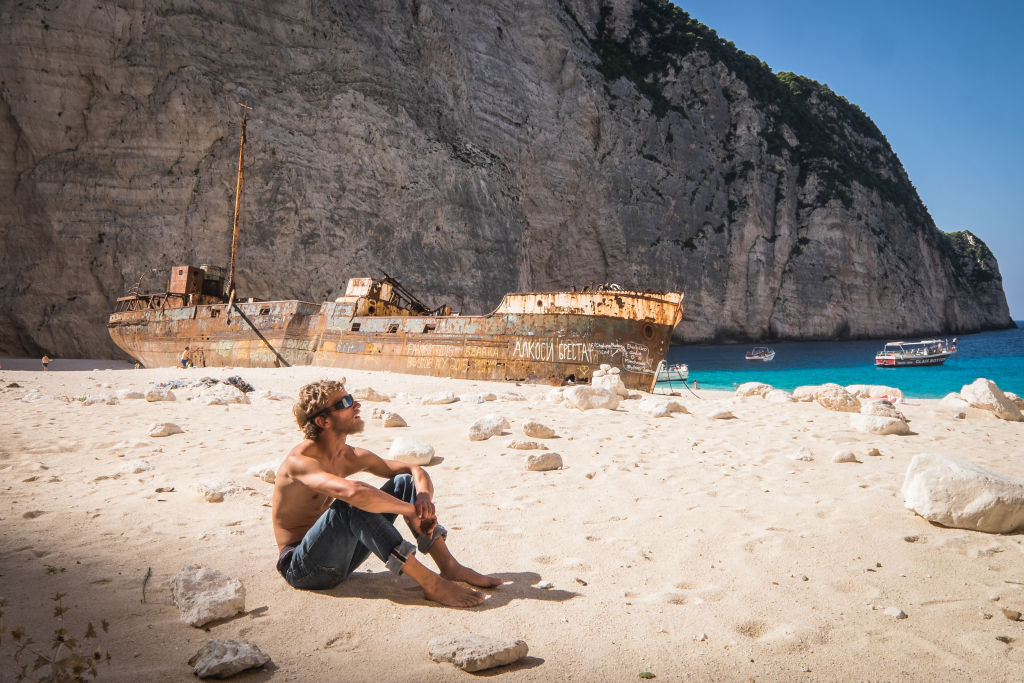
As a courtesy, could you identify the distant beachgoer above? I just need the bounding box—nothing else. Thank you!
[272,379,499,606]
[41,355,51,371]
[180,346,191,369]
[693,380,699,390]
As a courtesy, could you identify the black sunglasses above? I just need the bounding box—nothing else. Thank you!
[312,394,355,421]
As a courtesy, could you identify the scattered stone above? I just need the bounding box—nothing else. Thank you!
[832,450,859,463]
[427,633,528,672]
[380,411,408,428]
[505,439,547,450]
[562,386,620,411]
[708,407,734,420]
[592,372,629,398]
[545,388,566,403]
[388,437,435,465]
[903,535,919,543]
[643,401,672,418]
[523,420,556,439]
[422,392,458,405]
[791,385,820,402]
[537,581,553,589]
[468,414,510,441]
[148,422,184,437]
[352,386,390,402]
[816,384,860,413]
[1002,608,1022,621]
[247,460,282,484]
[960,378,1023,421]
[664,399,689,414]
[765,389,794,403]
[194,479,241,503]
[996,635,1013,644]
[735,382,773,398]
[116,389,146,400]
[866,448,882,457]
[789,448,814,462]
[499,392,527,401]
[121,459,154,474]
[884,607,907,620]
[939,392,971,411]
[850,414,911,435]
[199,383,249,405]
[846,384,904,400]
[901,453,1024,533]
[526,452,563,471]
[189,639,270,679]
[145,386,176,402]
[82,394,118,405]
[861,400,906,421]
[170,566,246,627]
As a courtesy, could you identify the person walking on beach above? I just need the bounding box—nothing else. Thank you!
[179,346,190,369]
[272,379,500,607]
[41,354,51,371]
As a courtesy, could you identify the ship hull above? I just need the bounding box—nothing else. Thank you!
[108,290,683,391]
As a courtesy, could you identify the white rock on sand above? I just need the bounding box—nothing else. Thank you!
[902,453,1024,533]
[1,362,1023,680]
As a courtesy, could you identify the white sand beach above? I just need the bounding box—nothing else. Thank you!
[1,363,1022,681]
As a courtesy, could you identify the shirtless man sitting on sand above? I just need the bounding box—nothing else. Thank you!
[272,379,501,607]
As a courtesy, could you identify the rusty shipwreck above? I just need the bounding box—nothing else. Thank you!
[107,107,684,391]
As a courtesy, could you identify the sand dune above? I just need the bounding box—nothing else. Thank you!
[1,363,1022,680]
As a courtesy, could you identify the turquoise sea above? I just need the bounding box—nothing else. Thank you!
[662,321,1024,399]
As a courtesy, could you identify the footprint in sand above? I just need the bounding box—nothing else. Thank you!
[735,619,769,639]
[324,632,361,652]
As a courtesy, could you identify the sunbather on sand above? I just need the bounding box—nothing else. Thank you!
[272,379,500,607]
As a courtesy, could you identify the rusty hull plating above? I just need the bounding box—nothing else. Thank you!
[108,270,684,391]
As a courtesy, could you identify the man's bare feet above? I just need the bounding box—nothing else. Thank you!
[421,573,486,608]
[440,562,503,589]
[402,556,486,607]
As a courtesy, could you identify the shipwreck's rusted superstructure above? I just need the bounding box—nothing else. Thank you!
[107,105,683,390]
[109,270,684,391]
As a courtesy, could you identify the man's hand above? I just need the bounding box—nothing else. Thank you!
[406,513,437,538]
[414,492,436,523]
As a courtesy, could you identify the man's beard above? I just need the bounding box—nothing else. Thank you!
[331,416,364,436]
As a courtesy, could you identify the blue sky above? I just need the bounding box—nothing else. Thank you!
[677,1,1023,319]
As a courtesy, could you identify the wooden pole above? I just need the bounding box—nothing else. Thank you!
[228,101,251,298]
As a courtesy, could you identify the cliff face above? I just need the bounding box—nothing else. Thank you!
[0,0,1013,358]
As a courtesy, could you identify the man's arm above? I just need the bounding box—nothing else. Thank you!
[288,452,416,517]
[356,448,437,529]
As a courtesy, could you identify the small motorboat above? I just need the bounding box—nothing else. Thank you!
[745,346,775,361]
[656,361,689,382]
[875,339,957,367]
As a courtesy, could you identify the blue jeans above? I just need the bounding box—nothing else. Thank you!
[278,474,446,590]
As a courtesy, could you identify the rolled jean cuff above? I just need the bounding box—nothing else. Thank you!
[417,524,448,553]
[384,540,416,575]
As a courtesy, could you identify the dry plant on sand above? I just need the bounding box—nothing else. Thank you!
[0,593,111,682]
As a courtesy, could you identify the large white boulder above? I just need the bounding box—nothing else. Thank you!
[791,385,820,402]
[959,378,1023,421]
[592,372,629,398]
[523,421,556,439]
[145,386,176,402]
[388,437,435,465]
[735,382,773,398]
[816,383,861,413]
[170,566,246,627]
[902,453,1024,533]
[200,383,249,405]
[765,389,794,404]
[562,386,620,411]
[849,414,911,435]
[468,414,510,441]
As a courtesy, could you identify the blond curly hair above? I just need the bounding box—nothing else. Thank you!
[293,379,346,440]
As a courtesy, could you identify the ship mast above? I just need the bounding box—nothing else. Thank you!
[227,101,251,299]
